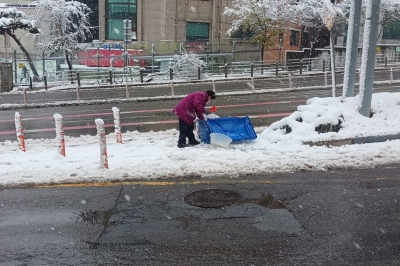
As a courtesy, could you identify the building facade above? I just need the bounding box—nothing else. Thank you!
[3,0,400,64]
[96,0,231,44]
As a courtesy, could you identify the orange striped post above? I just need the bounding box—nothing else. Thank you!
[14,112,26,152]
[112,107,122,144]
[53,114,66,156]
[95,118,108,169]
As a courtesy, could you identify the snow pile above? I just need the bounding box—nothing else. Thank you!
[264,92,400,143]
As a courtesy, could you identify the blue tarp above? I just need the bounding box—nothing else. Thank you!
[197,116,257,144]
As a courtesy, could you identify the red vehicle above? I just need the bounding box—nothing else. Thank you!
[77,48,145,67]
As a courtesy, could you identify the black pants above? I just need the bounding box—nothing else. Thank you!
[178,118,196,145]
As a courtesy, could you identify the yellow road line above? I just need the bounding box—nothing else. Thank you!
[31,175,397,189]
[35,179,277,188]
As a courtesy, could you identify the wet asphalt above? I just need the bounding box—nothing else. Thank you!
[1,165,400,265]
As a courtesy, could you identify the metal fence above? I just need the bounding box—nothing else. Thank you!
[10,53,400,90]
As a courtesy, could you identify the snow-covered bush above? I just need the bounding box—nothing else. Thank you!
[169,51,207,79]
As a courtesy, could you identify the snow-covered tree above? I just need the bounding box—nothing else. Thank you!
[33,0,93,72]
[0,7,40,78]
[224,0,298,61]
[294,0,400,55]
[372,0,400,40]
[294,0,348,54]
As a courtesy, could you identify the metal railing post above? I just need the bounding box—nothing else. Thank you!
[109,71,113,85]
[170,68,173,80]
[390,68,393,84]
[76,72,81,87]
[300,60,303,75]
[76,85,81,101]
[250,63,254,77]
[224,64,228,78]
[212,79,216,92]
[43,75,47,90]
[198,67,201,80]
[140,69,143,83]
[126,83,130,98]
[170,81,175,96]
[23,89,28,104]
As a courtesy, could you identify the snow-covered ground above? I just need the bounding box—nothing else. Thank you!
[1,92,400,187]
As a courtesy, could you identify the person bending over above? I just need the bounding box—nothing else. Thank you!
[172,90,216,148]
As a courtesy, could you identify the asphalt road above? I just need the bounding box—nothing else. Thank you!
[1,70,400,142]
[1,165,400,265]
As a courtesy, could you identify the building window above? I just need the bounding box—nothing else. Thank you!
[106,0,137,41]
[186,22,209,41]
[290,30,299,46]
[383,21,400,40]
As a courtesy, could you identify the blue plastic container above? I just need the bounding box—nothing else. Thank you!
[197,116,257,144]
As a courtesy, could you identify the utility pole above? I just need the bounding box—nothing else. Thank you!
[359,0,381,117]
[342,0,362,98]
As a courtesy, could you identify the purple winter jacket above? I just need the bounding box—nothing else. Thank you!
[173,91,208,125]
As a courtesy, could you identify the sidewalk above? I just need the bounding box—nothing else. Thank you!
[1,91,400,187]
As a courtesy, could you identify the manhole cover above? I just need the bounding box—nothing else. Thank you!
[184,189,241,208]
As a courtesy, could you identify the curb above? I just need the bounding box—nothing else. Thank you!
[304,134,400,147]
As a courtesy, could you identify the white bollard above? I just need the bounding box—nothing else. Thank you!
[324,72,328,86]
[251,77,255,91]
[125,83,130,98]
[212,79,216,93]
[14,112,26,152]
[112,107,122,144]
[23,89,28,104]
[288,74,293,89]
[170,81,175,96]
[53,114,66,156]
[95,118,108,169]
[390,68,393,84]
[76,85,81,101]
